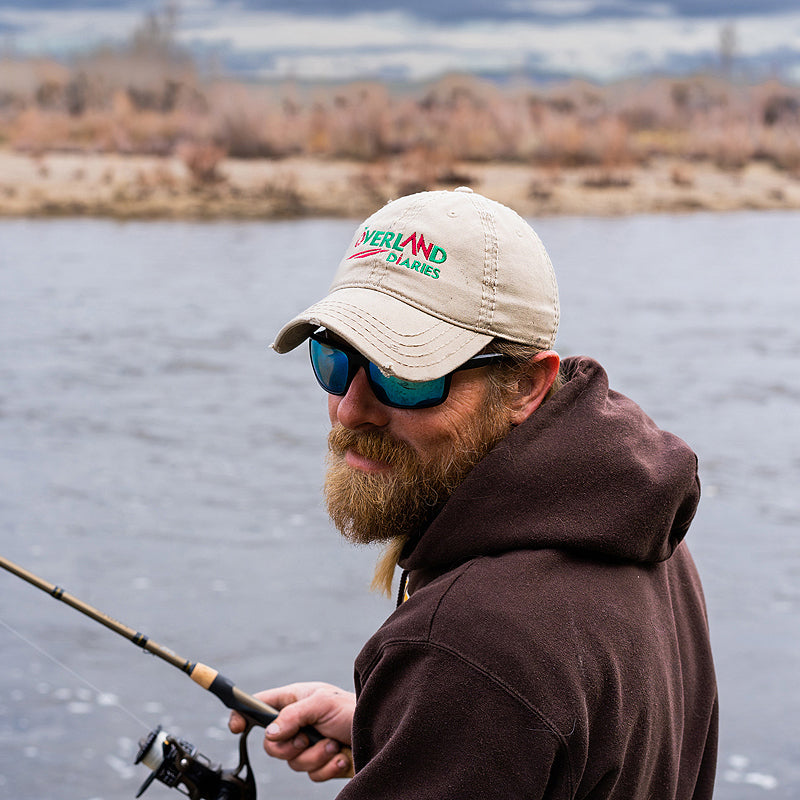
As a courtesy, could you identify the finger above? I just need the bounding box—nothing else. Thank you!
[286,739,344,775]
[228,710,247,734]
[229,684,302,736]
[308,749,354,782]
[263,735,310,761]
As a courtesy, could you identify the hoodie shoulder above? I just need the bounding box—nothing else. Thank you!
[402,357,701,571]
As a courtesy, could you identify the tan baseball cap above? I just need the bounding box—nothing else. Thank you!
[272,187,559,382]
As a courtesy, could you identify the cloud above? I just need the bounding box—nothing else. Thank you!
[178,8,800,81]
[503,0,673,18]
[0,7,142,52]
[1,2,798,82]
[200,0,800,22]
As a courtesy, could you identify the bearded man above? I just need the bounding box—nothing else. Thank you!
[229,188,718,798]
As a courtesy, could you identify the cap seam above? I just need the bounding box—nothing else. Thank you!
[315,305,486,369]
[472,192,498,331]
[532,231,560,345]
[369,195,426,290]
[323,303,462,349]
[327,282,507,338]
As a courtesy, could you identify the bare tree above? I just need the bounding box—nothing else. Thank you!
[719,22,738,78]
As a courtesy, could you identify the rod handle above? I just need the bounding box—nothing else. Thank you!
[190,663,325,744]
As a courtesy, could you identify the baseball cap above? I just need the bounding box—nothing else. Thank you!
[272,187,559,382]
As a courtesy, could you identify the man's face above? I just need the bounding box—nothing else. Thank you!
[324,362,513,545]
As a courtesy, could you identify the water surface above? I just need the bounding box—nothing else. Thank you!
[1,213,798,799]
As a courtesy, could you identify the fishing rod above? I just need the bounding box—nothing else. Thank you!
[0,554,346,799]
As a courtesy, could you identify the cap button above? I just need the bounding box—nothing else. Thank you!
[453,186,473,193]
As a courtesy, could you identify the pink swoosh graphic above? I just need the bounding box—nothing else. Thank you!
[348,248,389,260]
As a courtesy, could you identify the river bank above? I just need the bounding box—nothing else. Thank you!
[1,148,799,219]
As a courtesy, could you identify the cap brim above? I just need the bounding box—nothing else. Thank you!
[271,287,493,382]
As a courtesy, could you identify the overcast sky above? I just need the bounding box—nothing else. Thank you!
[1,1,799,82]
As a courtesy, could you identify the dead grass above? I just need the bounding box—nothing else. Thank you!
[2,51,798,184]
[1,36,799,219]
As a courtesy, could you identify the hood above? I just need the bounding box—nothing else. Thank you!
[400,356,700,572]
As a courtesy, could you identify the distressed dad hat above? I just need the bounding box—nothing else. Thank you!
[272,187,559,382]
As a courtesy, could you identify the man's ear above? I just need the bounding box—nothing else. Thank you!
[507,351,561,426]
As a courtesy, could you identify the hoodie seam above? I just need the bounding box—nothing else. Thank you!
[361,636,575,798]
[424,560,474,639]
[410,558,575,795]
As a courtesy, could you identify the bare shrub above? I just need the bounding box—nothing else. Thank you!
[671,164,695,187]
[685,119,755,170]
[178,141,226,183]
[763,94,800,127]
[1,32,799,179]
[755,127,800,172]
[261,172,306,216]
[528,179,553,201]
[322,82,393,160]
[351,162,392,207]
[581,172,633,189]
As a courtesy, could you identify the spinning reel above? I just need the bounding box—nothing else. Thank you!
[135,725,256,800]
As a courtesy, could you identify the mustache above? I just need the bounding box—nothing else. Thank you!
[328,425,417,466]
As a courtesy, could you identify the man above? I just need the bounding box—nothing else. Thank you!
[229,187,718,797]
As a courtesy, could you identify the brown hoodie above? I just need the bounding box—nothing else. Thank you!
[340,357,718,799]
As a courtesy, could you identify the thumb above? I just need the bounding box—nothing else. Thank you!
[265,698,320,742]
[229,685,306,737]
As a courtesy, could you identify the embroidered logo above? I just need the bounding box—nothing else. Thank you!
[349,228,447,279]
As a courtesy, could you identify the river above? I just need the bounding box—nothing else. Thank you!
[1,212,798,799]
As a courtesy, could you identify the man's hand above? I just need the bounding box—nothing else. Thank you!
[228,682,355,781]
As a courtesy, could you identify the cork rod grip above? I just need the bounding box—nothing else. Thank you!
[190,662,354,774]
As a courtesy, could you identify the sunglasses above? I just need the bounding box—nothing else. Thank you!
[309,332,506,410]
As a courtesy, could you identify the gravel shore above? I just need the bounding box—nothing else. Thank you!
[2,149,799,219]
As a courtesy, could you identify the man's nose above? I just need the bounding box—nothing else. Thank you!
[333,368,392,430]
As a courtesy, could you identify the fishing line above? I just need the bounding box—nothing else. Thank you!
[0,554,338,743]
[1,554,355,797]
[0,615,150,729]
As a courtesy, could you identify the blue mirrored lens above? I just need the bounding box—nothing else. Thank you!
[311,336,450,408]
[310,339,350,393]
[367,363,446,408]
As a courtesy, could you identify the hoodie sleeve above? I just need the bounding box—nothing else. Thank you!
[338,640,574,800]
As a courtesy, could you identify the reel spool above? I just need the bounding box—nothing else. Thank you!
[135,725,256,800]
